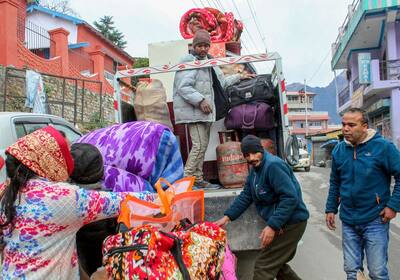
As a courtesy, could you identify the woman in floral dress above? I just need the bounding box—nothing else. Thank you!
[0,126,154,279]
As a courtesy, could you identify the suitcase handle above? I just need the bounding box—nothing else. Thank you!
[241,103,258,129]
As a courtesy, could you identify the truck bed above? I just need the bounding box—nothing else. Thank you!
[204,188,265,251]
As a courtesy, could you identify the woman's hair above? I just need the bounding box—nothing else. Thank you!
[70,143,104,185]
[0,153,35,229]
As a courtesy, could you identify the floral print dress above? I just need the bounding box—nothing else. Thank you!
[0,179,155,280]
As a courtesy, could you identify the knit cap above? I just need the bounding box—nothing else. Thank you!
[241,135,264,155]
[192,29,211,47]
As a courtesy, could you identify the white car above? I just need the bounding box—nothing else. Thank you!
[0,112,82,183]
[293,148,311,172]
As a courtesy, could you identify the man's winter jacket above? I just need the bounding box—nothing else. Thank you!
[224,152,309,230]
[325,129,400,225]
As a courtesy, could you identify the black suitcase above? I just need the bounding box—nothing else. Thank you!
[226,74,275,108]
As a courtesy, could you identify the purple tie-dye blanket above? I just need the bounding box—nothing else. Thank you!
[78,121,182,192]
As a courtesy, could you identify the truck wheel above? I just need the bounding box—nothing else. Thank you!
[305,166,310,172]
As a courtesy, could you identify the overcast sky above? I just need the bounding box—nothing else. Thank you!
[69,0,352,87]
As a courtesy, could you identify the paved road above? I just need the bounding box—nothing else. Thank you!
[237,166,400,279]
[292,167,400,279]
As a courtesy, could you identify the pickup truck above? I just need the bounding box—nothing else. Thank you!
[0,112,82,183]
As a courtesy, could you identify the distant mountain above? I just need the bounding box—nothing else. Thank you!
[286,73,347,125]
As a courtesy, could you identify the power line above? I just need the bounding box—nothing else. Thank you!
[191,0,199,8]
[214,0,249,54]
[246,0,268,51]
[204,0,213,8]
[198,0,207,7]
[214,0,225,11]
[230,0,261,53]
[307,49,331,84]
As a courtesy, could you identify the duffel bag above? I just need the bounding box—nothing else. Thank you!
[102,220,226,280]
[226,74,275,107]
[225,102,274,130]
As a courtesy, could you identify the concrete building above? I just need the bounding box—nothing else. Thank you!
[331,0,400,147]
[287,91,341,138]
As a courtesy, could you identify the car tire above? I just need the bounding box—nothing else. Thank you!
[305,166,310,172]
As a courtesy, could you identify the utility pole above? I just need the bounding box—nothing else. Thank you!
[304,79,308,137]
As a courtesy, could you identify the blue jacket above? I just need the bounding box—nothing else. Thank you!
[325,130,400,225]
[224,152,309,230]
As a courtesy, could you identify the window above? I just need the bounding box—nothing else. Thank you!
[291,109,305,113]
[14,122,49,138]
[52,124,82,143]
[14,123,27,138]
[310,122,322,127]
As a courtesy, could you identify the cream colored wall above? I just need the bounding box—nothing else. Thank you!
[148,39,190,102]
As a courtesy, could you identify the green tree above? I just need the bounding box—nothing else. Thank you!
[133,57,149,68]
[93,16,127,49]
[38,0,78,16]
[131,57,150,86]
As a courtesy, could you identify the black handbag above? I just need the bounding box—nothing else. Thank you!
[226,74,275,108]
[211,68,230,121]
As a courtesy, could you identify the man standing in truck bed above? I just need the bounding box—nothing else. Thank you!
[173,29,252,189]
[216,135,309,280]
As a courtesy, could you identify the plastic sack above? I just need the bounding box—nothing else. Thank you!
[134,79,173,129]
[221,244,238,280]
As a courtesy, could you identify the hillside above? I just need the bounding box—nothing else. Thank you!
[286,73,347,124]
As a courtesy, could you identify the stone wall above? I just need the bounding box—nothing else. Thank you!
[0,65,115,131]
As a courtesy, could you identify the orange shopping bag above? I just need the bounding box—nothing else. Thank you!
[154,177,195,215]
[118,177,204,231]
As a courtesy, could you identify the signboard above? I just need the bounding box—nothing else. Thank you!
[351,87,364,108]
[358,53,371,84]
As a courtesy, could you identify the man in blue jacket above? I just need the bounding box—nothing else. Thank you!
[325,108,400,280]
[216,135,309,280]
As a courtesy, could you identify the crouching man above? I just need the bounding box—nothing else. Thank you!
[216,135,309,280]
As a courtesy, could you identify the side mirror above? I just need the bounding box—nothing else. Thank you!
[285,135,300,166]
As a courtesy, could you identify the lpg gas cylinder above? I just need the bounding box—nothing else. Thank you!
[216,132,248,188]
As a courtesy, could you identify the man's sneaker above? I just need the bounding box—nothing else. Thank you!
[194,180,221,190]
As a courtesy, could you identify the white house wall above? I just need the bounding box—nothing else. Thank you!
[26,11,78,48]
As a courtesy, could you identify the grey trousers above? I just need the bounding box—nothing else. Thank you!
[253,221,307,280]
[184,122,211,182]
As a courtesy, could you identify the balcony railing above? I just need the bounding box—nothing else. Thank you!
[380,59,400,81]
[352,75,361,91]
[332,0,361,55]
[338,85,350,107]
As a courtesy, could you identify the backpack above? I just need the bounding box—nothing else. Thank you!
[226,74,275,108]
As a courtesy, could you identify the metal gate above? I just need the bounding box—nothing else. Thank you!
[1,67,104,126]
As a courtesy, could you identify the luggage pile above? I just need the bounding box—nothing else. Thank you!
[224,74,276,132]
[96,178,233,280]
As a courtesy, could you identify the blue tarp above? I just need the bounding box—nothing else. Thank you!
[320,139,339,149]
